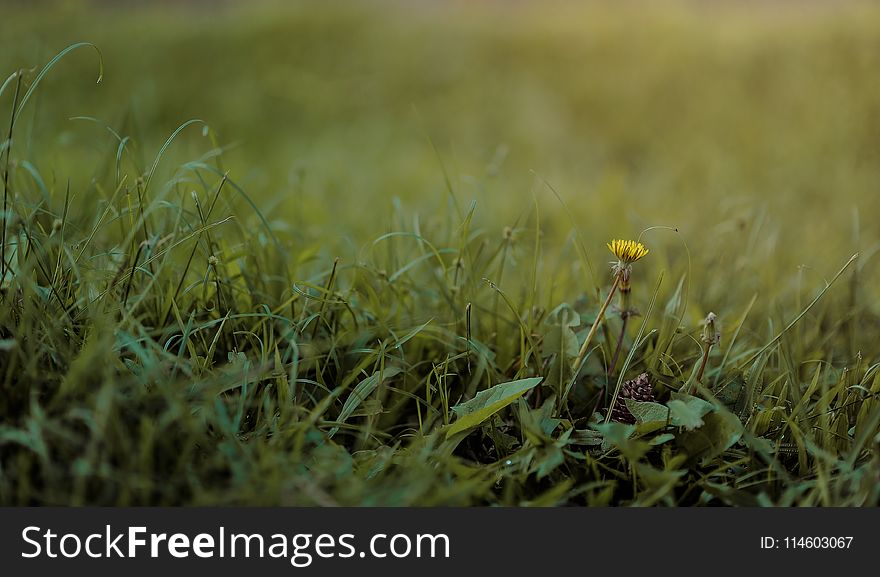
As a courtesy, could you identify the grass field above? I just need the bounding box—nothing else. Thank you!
[1,0,879,506]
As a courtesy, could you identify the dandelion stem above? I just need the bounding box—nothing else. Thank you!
[608,314,629,375]
[572,273,621,377]
[696,342,712,384]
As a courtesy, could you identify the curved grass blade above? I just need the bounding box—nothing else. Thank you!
[15,42,103,125]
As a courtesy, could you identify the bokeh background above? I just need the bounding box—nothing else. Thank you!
[3,0,879,323]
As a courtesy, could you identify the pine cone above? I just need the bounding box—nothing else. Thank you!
[610,373,654,424]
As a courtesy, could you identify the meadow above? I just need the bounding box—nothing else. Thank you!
[1,0,879,505]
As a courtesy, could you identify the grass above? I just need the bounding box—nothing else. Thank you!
[1,0,879,506]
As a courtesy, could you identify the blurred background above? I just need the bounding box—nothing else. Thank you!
[2,0,879,317]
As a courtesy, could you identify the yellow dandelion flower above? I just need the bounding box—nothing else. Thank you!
[607,239,649,264]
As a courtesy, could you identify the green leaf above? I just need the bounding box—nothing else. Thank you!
[543,302,581,329]
[677,408,743,465]
[667,400,705,430]
[541,416,562,437]
[649,433,676,446]
[713,376,746,412]
[447,377,543,438]
[329,366,403,438]
[535,445,565,479]
[625,399,670,434]
[391,319,433,349]
[592,421,648,460]
[667,392,714,430]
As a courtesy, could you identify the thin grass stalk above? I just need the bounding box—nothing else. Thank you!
[572,273,621,379]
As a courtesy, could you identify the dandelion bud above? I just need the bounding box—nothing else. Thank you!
[701,312,720,346]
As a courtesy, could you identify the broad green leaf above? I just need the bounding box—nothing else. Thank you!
[667,392,714,430]
[714,375,746,412]
[625,399,670,434]
[677,408,743,465]
[543,302,581,329]
[667,400,705,430]
[447,377,542,438]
